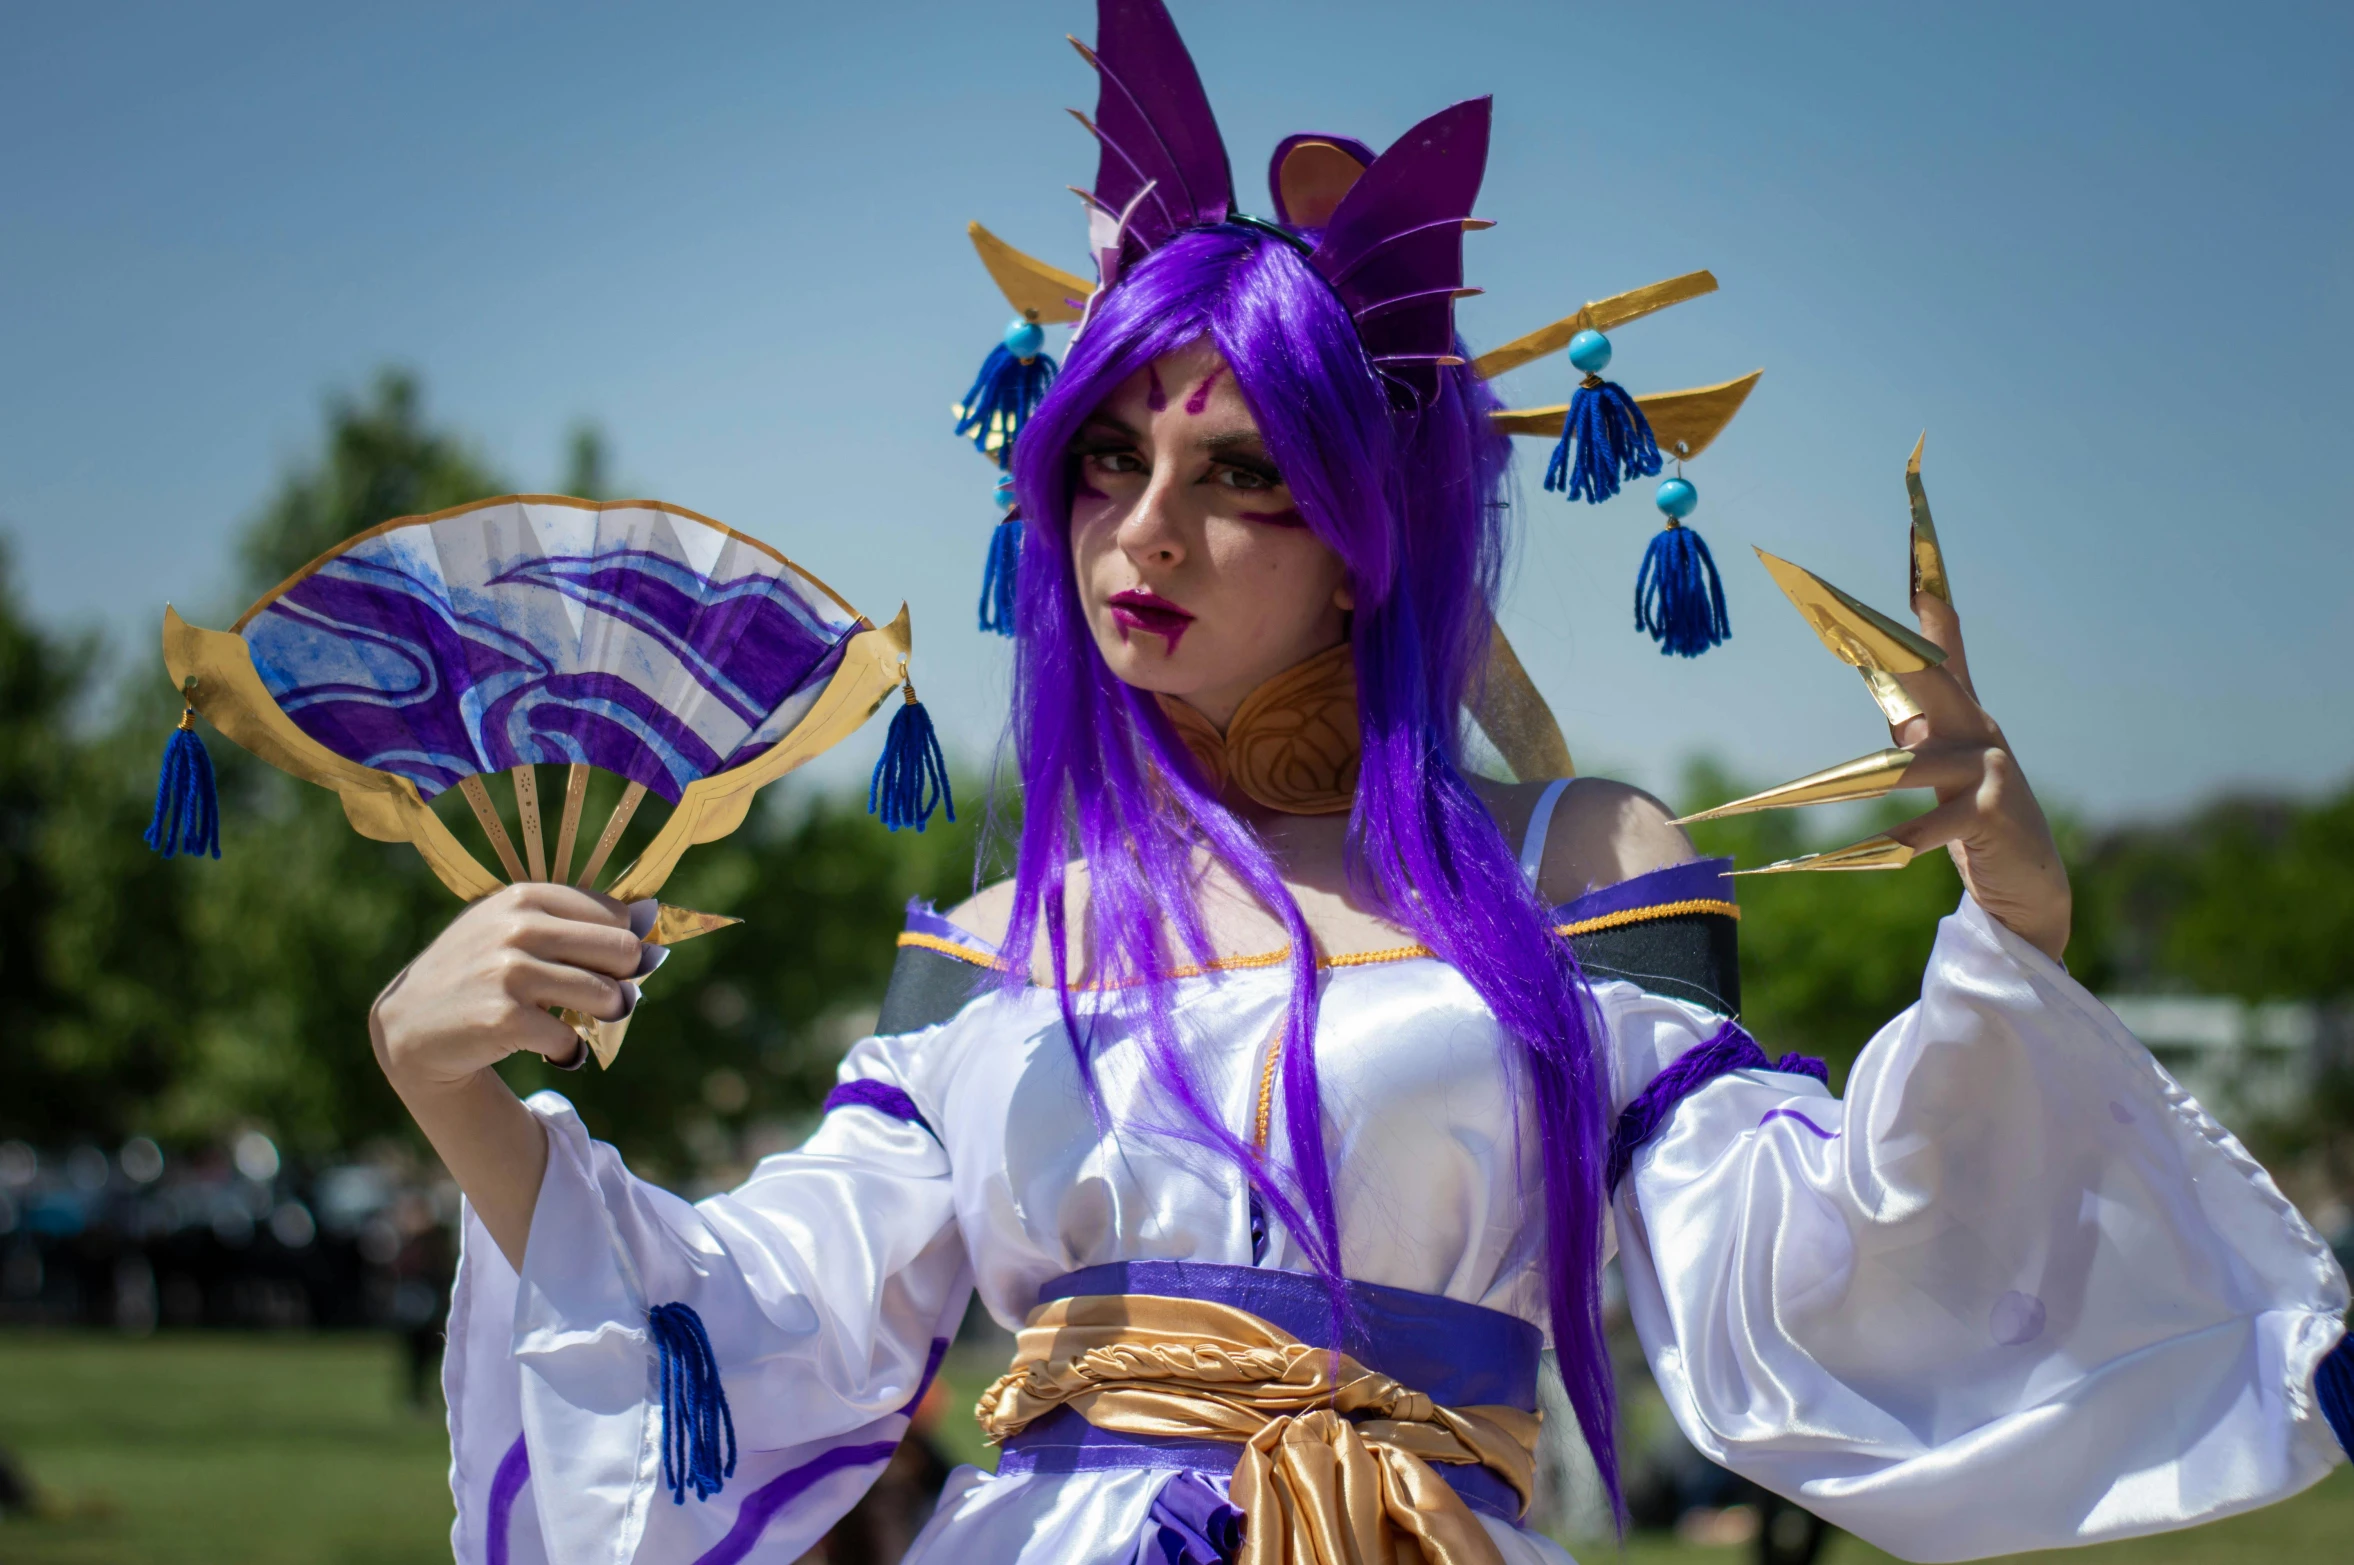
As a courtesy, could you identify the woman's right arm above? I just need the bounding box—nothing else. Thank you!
[368,882,644,1268]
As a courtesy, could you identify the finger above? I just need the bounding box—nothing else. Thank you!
[1912,587,1977,704]
[1877,789,1987,859]
[508,914,647,979]
[510,1005,591,1064]
[502,953,631,1020]
[499,881,631,928]
[1886,660,1997,749]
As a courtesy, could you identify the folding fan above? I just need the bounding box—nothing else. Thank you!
[156,495,935,1064]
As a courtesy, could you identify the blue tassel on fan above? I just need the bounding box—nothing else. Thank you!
[979,473,1022,636]
[868,672,955,832]
[649,1302,736,1505]
[1543,329,1662,504]
[1634,477,1730,658]
[954,317,1058,467]
[144,707,221,860]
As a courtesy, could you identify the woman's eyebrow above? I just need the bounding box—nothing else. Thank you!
[1072,416,1141,444]
[1198,430,1271,457]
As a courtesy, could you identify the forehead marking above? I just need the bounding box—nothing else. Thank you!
[1144,365,1168,412]
[1184,367,1224,416]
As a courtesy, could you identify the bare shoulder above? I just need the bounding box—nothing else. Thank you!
[942,877,1018,947]
[1469,774,1695,908]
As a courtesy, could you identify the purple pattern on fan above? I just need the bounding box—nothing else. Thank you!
[1070,1,1489,408]
[241,502,859,805]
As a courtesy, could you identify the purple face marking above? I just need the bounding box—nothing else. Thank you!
[1144,365,1168,412]
[1238,506,1307,529]
[1183,367,1224,415]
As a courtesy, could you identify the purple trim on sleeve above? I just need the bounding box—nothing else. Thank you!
[1607,1021,1828,1190]
[1553,857,1736,926]
[822,1079,936,1140]
[2319,1335,2353,1459]
[1759,1107,1840,1140]
[903,897,1002,957]
[690,1336,951,1565]
[486,1434,530,1565]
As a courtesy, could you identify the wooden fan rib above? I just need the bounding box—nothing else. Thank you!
[511,766,547,880]
[552,764,589,885]
[576,780,647,890]
[457,775,526,882]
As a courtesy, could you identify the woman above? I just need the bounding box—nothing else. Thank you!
[372,11,2349,1565]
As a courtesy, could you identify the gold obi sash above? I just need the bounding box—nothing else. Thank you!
[977,1292,1541,1565]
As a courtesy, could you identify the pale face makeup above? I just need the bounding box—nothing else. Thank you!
[1067,341,1353,730]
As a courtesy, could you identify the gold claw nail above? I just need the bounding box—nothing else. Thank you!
[1671,747,1916,825]
[1907,433,1950,606]
[1754,548,1944,724]
[650,904,742,945]
[1734,834,1917,875]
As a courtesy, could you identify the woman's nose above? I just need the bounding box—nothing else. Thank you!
[1118,470,1188,566]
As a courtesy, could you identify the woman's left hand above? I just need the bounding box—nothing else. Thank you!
[1879,572,2072,962]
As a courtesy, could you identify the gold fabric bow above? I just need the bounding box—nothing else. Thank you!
[976,1292,1539,1565]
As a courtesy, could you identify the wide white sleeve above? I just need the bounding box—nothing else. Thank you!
[444,1028,971,1565]
[1607,894,2350,1563]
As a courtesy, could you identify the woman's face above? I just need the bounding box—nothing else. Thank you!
[1066,341,1353,730]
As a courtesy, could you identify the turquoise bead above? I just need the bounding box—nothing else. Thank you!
[1655,476,1699,518]
[1567,329,1613,375]
[1003,318,1045,359]
[993,475,1017,511]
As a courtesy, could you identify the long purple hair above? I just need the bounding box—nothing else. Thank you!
[999,226,1618,1499]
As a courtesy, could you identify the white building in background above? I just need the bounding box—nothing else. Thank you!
[2103,994,2343,1128]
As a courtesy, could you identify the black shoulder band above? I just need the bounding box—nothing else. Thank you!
[1565,907,1740,1016]
[876,940,997,1035]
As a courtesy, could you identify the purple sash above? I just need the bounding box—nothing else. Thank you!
[996,1260,1539,1525]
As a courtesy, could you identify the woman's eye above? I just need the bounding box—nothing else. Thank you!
[1212,465,1277,492]
[1085,450,1145,475]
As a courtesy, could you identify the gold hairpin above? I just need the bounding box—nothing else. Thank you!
[1732,834,1916,875]
[1671,746,1916,826]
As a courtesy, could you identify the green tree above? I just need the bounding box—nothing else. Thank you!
[0,540,100,1140]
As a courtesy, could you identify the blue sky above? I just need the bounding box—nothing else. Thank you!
[5,0,2348,818]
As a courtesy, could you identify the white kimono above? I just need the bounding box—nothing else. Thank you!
[442,846,2349,1565]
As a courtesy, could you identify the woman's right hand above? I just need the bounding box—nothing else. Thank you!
[370,883,644,1094]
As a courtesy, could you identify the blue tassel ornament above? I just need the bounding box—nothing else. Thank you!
[954,317,1058,467]
[649,1302,736,1505]
[979,474,1022,636]
[1633,477,1730,658]
[2319,1334,2354,1459]
[868,673,955,833]
[1543,330,1662,504]
[144,708,222,860]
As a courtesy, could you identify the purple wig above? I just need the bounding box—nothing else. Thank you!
[999,226,1619,1503]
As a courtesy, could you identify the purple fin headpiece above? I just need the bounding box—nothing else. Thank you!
[959,0,1760,653]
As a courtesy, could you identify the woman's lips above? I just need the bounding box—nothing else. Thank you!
[1108,590,1194,649]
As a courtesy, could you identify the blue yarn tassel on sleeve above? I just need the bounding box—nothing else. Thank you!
[1542,332,1661,505]
[868,675,955,833]
[979,474,1022,636]
[1633,476,1730,658]
[955,318,1058,467]
[144,709,222,859]
[2319,1335,2354,1459]
[649,1302,736,1505]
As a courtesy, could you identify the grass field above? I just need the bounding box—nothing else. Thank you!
[2,1331,2348,1564]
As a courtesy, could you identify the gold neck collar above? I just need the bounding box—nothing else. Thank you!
[1154,642,1359,816]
